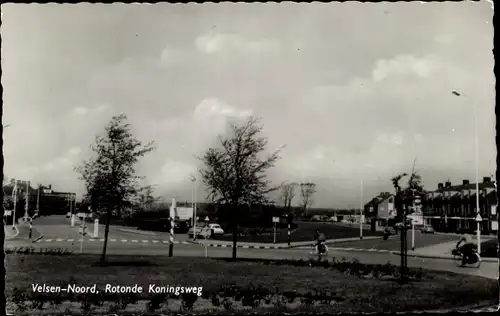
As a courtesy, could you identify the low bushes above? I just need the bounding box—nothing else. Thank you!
[7,257,425,314]
[6,247,74,256]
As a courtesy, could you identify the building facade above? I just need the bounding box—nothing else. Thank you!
[422,177,497,234]
[364,192,395,228]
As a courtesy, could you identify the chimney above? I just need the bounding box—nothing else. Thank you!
[438,183,444,189]
[445,181,452,188]
[48,185,52,190]
[483,177,491,183]
[462,179,470,186]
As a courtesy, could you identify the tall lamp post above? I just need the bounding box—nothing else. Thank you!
[360,180,363,240]
[190,175,198,240]
[452,90,481,254]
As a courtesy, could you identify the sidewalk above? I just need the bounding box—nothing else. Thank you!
[392,241,498,263]
[190,236,381,249]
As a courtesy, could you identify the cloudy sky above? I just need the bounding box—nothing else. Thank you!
[1,2,495,208]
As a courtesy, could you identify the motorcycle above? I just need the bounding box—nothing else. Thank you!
[451,247,481,268]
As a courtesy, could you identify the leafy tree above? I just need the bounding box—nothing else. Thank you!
[75,114,155,263]
[199,116,282,259]
[300,182,317,216]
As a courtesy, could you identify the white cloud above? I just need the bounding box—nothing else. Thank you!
[195,32,280,55]
[372,54,442,82]
[159,48,182,66]
[67,147,82,156]
[156,159,197,187]
[72,104,108,116]
[73,106,89,115]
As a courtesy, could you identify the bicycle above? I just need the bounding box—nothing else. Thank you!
[308,242,329,262]
[451,247,482,268]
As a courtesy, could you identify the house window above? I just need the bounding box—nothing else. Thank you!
[492,205,497,216]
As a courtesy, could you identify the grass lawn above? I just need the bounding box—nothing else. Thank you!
[6,254,498,314]
[212,222,383,243]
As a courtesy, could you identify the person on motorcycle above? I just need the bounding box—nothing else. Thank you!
[314,229,326,254]
[456,233,475,266]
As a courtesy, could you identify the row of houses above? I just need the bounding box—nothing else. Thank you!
[364,176,498,234]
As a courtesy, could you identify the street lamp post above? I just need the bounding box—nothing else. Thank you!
[452,90,481,254]
[190,175,198,240]
[360,180,363,240]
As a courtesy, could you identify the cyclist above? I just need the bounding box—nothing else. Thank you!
[314,229,326,254]
[456,233,475,266]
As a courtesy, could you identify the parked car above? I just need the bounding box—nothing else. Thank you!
[208,223,224,236]
[188,224,210,239]
[420,225,435,234]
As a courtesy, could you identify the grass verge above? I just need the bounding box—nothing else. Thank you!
[6,254,498,314]
[212,222,383,243]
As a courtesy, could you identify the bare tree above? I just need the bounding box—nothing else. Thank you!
[75,114,155,263]
[199,116,282,259]
[300,182,317,215]
[280,182,298,209]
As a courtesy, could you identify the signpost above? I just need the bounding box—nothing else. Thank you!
[272,217,279,243]
[169,198,177,257]
[79,223,87,253]
[476,213,482,254]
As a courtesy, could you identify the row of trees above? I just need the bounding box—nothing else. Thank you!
[75,112,425,263]
[279,182,317,215]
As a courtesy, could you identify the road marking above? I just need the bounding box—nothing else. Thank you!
[131,240,139,243]
[99,239,105,242]
[152,240,159,243]
[121,239,127,243]
[110,239,116,242]
[67,239,74,242]
[142,240,149,243]
[56,239,63,242]
[162,240,169,243]
[45,239,52,242]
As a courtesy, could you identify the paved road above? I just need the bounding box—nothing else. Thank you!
[5,238,497,280]
[331,230,496,251]
[27,215,190,242]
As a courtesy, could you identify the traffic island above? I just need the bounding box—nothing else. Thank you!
[5,254,498,314]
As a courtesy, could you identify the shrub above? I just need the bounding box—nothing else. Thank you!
[147,294,168,312]
[210,293,221,307]
[181,292,198,311]
[11,287,28,311]
[222,297,233,310]
[301,292,314,307]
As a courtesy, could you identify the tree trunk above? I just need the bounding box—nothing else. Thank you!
[100,208,111,263]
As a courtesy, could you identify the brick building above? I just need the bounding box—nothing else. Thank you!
[422,177,497,234]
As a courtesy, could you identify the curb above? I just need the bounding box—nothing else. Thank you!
[4,225,20,240]
[32,238,193,245]
[390,251,498,263]
[190,236,385,249]
[117,228,159,236]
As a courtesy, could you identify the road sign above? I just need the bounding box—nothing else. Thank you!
[272,217,280,223]
[475,214,482,222]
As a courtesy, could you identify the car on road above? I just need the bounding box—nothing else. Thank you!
[420,225,435,234]
[188,225,210,239]
[208,223,224,236]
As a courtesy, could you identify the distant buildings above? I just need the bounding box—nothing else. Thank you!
[364,176,498,233]
[364,192,395,228]
[423,177,497,234]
